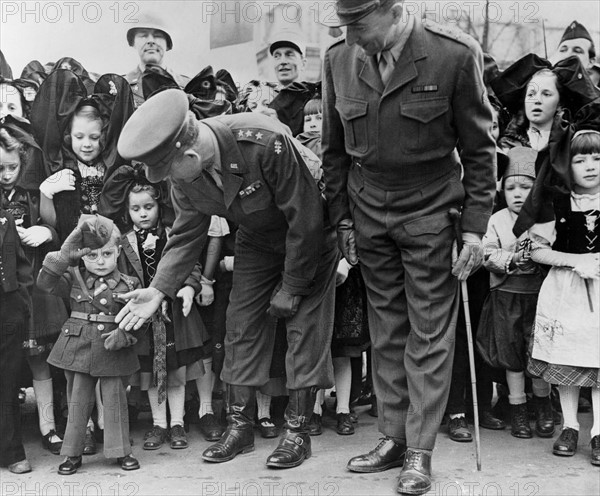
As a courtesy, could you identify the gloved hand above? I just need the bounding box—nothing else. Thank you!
[60,226,91,266]
[196,275,215,306]
[267,284,302,319]
[102,328,137,351]
[39,169,76,199]
[337,219,358,265]
[17,225,53,247]
[336,258,351,286]
[452,232,484,281]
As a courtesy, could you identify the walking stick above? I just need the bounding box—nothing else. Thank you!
[449,208,482,471]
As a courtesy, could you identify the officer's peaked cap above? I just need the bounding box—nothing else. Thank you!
[320,0,383,28]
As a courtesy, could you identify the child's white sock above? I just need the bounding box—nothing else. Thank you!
[147,387,168,429]
[333,356,352,414]
[167,384,185,428]
[590,388,600,438]
[506,370,526,405]
[313,389,324,415]
[196,358,214,417]
[558,385,580,431]
[32,378,58,439]
[256,390,272,420]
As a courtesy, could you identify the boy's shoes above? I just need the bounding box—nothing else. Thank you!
[42,429,63,455]
[479,410,506,430]
[336,413,355,435]
[83,427,97,455]
[58,456,82,475]
[143,425,169,450]
[258,418,279,438]
[590,435,600,466]
[8,459,32,474]
[199,413,224,442]
[170,424,188,449]
[117,454,140,471]
[448,416,472,442]
[553,427,578,456]
[308,414,322,436]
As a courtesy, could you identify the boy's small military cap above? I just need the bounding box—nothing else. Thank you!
[118,88,190,183]
[320,0,381,27]
[78,214,115,249]
[127,13,173,51]
[504,146,537,181]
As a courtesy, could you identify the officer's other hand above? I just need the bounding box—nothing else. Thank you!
[60,226,91,266]
[176,285,195,316]
[101,328,137,350]
[337,219,358,265]
[115,287,164,331]
[452,232,484,281]
[268,287,301,319]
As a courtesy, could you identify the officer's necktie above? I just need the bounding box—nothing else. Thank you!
[378,50,394,86]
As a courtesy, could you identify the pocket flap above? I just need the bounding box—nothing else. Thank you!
[404,212,453,236]
[401,98,448,124]
[61,320,84,337]
[336,97,368,121]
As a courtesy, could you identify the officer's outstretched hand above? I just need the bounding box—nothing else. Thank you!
[337,219,358,266]
[452,232,484,281]
[116,287,165,331]
[60,226,91,266]
[268,285,302,319]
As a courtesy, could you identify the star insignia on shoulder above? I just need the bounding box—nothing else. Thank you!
[238,130,245,138]
[245,130,253,137]
[255,132,263,140]
[274,140,283,154]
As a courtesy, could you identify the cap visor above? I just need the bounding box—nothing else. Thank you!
[144,162,171,183]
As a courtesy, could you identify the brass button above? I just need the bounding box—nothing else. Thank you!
[100,298,107,305]
[97,324,105,331]
[64,329,69,334]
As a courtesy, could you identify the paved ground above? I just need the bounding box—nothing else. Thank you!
[1,394,598,496]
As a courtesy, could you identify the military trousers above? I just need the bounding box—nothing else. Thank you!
[223,226,337,390]
[61,371,131,458]
[348,165,462,450]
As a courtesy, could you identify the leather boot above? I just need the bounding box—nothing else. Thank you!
[510,403,532,439]
[202,384,255,463]
[533,395,555,438]
[266,387,315,468]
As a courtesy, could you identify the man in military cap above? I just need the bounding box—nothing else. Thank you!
[124,12,189,107]
[115,89,337,470]
[321,1,495,494]
[551,20,596,74]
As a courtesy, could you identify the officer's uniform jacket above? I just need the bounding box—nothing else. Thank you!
[150,113,325,300]
[322,16,496,233]
[39,260,141,377]
[125,66,190,108]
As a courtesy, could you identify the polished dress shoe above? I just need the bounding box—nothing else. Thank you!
[347,437,406,473]
[58,456,82,475]
[510,403,532,439]
[83,427,97,455]
[533,395,555,438]
[202,425,255,463]
[308,414,322,436]
[199,413,224,442]
[397,449,432,495]
[143,425,169,450]
[553,427,578,456]
[591,435,600,466]
[448,416,472,442]
[170,424,188,449]
[479,410,506,430]
[42,429,63,455]
[117,454,140,471]
[258,418,280,438]
[336,413,355,435]
[8,459,32,474]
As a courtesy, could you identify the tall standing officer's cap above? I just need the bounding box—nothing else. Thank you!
[319,0,383,27]
[118,89,190,183]
[127,13,173,51]
[269,30,307,56]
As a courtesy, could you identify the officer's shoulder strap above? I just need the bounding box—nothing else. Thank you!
[422,18,479,50]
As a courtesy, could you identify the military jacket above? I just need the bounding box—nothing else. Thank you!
[322,16,496,234]
[150,113,325,299]
[39,261,141,377]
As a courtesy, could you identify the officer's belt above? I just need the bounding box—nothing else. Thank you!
[351,155,458,189]
[70,312,116,323]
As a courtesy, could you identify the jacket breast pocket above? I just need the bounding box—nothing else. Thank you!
[335,96,369,154]
[399,97,452,154]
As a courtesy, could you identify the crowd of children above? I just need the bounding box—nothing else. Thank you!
[0,31,599,478]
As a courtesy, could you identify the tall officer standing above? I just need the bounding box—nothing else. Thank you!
[321,1,496,494]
